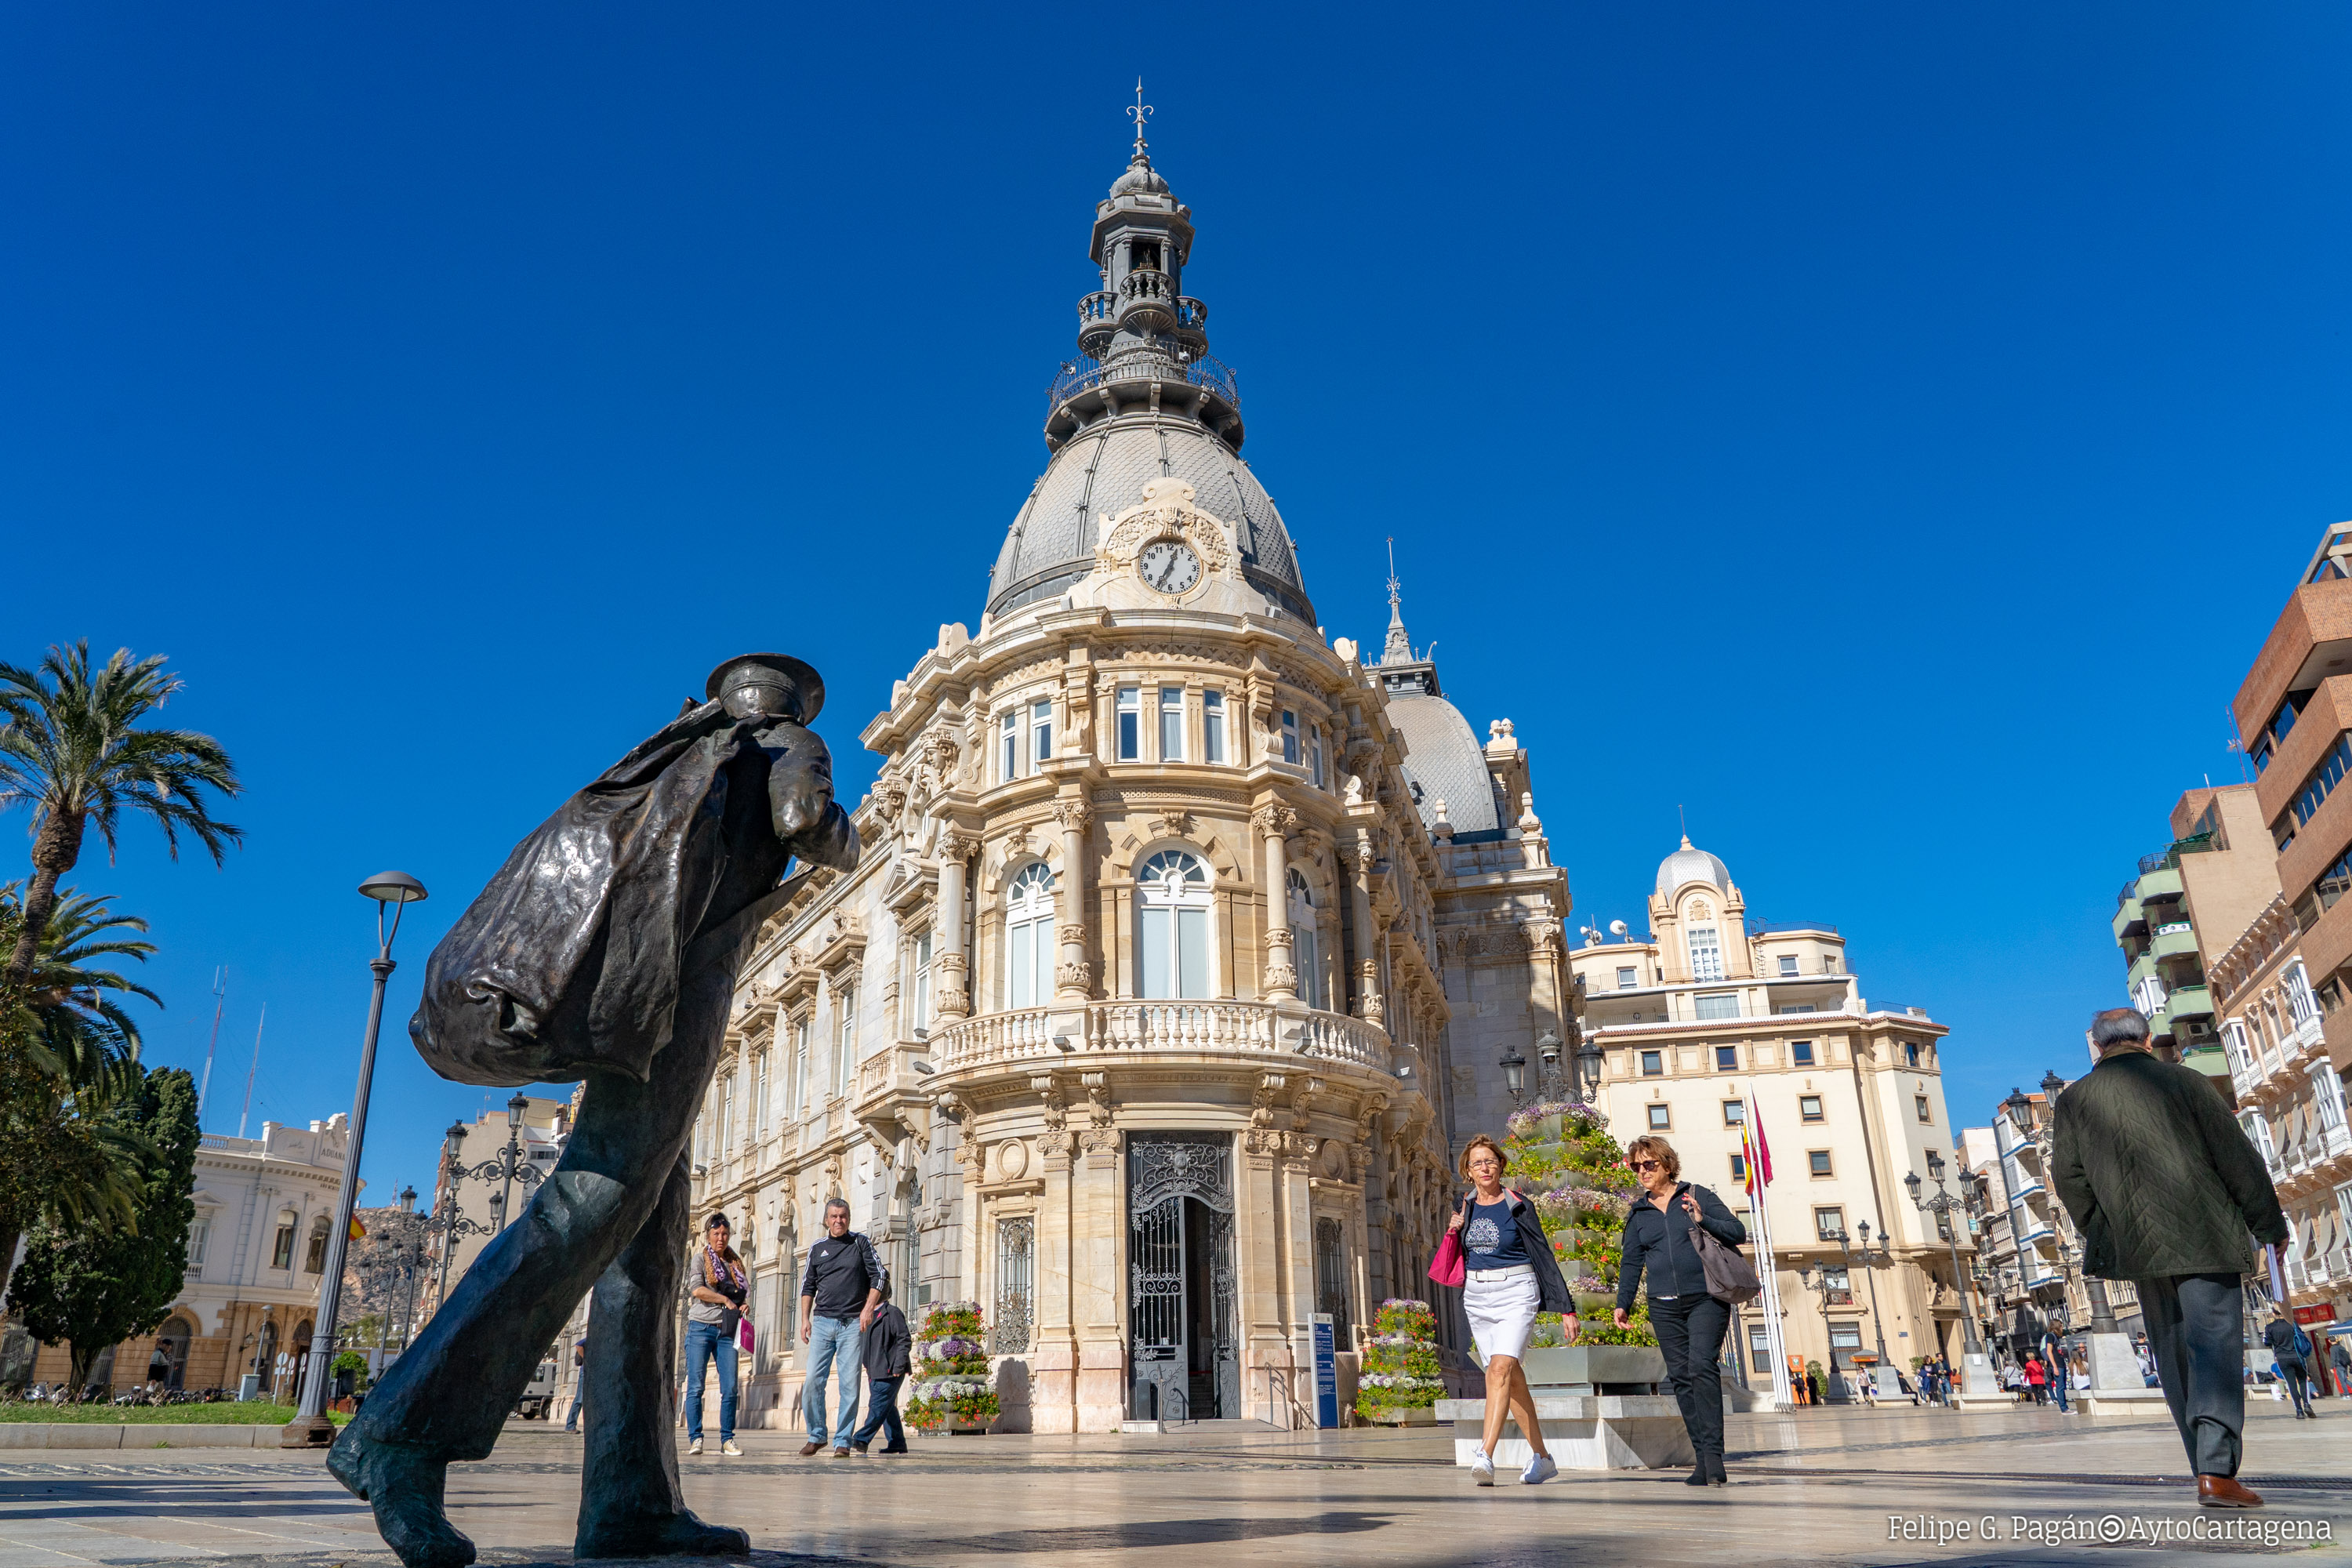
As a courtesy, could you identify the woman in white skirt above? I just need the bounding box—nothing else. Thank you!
[1450,1134,1579,1485]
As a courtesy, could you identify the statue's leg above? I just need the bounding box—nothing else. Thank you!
[574,1154,748,1559]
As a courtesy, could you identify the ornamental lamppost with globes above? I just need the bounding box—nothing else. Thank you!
[426,1122,501,1319]
[2038,1069,2118,1334]
[1905,1151,1984,1356]
[1852,1221,1896,1388]
[451,1092,544,1236]
[282,870,429,1449]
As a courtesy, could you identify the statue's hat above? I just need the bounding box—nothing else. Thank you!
[704,652,825,724]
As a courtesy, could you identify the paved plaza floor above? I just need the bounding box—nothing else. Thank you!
[1,1401,2347,1566]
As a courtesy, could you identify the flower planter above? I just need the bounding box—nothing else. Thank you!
[1519,1345,1667,1391]
[1362,1405,1437,1426]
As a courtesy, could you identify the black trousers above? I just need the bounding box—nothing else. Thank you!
[2139,1272,2247,1477]
[1650,1294,1730,1462]
[2277,1358,2314,1414]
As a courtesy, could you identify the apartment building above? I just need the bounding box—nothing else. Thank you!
[2112,784,2280,1083]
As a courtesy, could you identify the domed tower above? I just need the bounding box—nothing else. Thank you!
[985,111,1313,623]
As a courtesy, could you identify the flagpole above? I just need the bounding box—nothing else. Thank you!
[1748,1093,1793,1412]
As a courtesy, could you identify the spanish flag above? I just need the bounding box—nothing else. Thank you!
[349,1217,368,1240]
[1742,1093,1774,1195]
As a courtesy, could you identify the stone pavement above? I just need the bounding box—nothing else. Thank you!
[1,1402,2347,1566]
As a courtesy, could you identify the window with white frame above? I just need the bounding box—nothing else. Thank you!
[1203,690,1226,764]
[1688,926,1723,981]
[1308,724,1325,788]
[1617,966,1637,989]
[911,931,934,1033]
[1778,954,1798,977]
[2290,964,2319,1022]
[1287,868,1324,1010]
[792,1018,810,1118]
[835,985,856,1098]
[1000,710,1019,783]
[1006,863,1057,1008]
[1697,993,1739,1021]
[1031,699,1053,767]
[720,1074,735,1158]
[2316,1062,2347,1131]
[186,1218,211,1269]
[1159,686,1185,761]
[1137,849,1210,998]
[754,1051,769,1140]
[1116,688,1141,760]
[1280,710,1300,765]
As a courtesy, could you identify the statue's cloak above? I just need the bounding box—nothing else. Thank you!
[409,701,842,1087]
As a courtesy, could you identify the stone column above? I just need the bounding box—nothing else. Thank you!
[1053,799,1094,1003]
[1073,1074,1126,1432]
[1255,804,1298,1003]
[1342,830,1385,1030]
[1031,1075,1078,1433]
[934,827,977,1019]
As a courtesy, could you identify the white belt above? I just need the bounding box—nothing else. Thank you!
[1468,1264,1535,1283]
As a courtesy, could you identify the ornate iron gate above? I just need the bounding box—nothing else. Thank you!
[1128,1134,1239,1420]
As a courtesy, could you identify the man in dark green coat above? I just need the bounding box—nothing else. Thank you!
[2052,1007,2287,1509]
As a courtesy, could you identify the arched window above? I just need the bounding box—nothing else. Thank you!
[1287,868,1324,1010]
[1137,851,1210,999]
[1006,863,1057,1008]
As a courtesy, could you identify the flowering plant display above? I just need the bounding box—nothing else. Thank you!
[904,1301,999,1433]
[1503,1104,1657,1348]
[1353,1298,1443,1421]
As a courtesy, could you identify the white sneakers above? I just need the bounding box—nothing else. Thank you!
[1521,1454,1558,1485]
[722,1439,744,1455]
[1469,1450,1496,1486]
[688,1438,704,1456]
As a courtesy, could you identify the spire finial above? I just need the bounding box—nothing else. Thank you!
[1381,536,1414,665]
[1678,803,1690,848]
[1127,78,1153,165]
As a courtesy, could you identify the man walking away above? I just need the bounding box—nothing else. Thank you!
[2332,1338,2350,1399]
[2264,1313,2317,1419]
[2048,1342,2071,1414]
[2053,1007,2289,1510]
[563,1338,586,1432]
[798,1198,884,1457]
[851,1282,911,1454]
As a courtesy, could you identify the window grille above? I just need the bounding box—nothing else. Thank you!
[994,1216,1035,1353]
[1312,1218,1351,1347]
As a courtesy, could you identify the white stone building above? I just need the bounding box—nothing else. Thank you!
[689,129,1577,1433]
[3,1116,354,1398]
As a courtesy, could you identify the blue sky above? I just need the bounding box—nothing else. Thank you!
[5,5,2348,1205]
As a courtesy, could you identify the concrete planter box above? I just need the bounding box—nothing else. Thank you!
[1436,1393,1693,1470]
[1360,1405,1438,1426]
[1518,1345,1666,1391]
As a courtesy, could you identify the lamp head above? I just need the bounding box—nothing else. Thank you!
[1500,1044,1526,1097]
[1904,1171,1922,1200]
[1535,1031,1563,1067]
[507,1093,529,1130]
[2039,1068,2066,1100]
[359,871,429,905]
[1926,1147,1946,1178]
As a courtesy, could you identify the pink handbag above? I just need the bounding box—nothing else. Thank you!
[1428,1197,1467,1288]
[735,1317,754,1356]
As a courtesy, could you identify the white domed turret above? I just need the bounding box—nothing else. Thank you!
[1655,835,1731,896]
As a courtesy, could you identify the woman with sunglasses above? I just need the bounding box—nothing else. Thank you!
[1448,1134,1578,1486]
[1613,1135,1746,1486]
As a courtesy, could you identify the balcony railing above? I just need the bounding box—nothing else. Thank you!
[1047,346,1240,416]
[931,999,1392,1076]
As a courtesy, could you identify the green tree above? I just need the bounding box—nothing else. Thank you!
[5,1065,199,1396]
[0,885,161,1300]
[0,641,241,989]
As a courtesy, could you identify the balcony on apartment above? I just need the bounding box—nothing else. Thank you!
[927,999,1404,1083]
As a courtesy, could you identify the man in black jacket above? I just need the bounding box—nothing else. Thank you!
[2263,1314,2316,1419]
[1612,1135,1747,1485]
[2053,1007,2288,1509]
[851,1283,912,1455]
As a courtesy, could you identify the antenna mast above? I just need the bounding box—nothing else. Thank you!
[196,968,227,1125]
[238,1004,267,1140]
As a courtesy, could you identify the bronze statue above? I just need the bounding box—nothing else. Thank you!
[328,655,858,1568]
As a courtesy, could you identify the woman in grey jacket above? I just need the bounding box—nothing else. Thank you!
[1612,1135,1746,1486]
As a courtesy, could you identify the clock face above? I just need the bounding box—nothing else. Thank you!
[1138,541,1202,594]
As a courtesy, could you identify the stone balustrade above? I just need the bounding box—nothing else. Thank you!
[929,999,1393,1076]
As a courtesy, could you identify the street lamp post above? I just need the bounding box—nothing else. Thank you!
[1796,1264,1852,1403]
[2038,1069,2118,1334]
[282,870,428,1448]
[448,1094,545,1240]
[1904,1153,1983,1356]
[1853,1221,1896,1387]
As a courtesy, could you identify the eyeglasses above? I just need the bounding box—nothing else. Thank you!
[1630,1160,1663,1171]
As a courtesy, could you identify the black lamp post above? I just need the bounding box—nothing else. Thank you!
[452,1091,543,1237]
[284,870,428,1449]
[1854,1221,1895,1379]
[1905,1152,1983,1356]
[426,1123,498,1319]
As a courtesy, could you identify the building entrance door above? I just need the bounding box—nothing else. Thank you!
[1128,1134,1239,1421]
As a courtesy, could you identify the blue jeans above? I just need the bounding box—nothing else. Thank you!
[683,1321,737,1442]
[803,1316,862,1448]
[854,1375,904,1450]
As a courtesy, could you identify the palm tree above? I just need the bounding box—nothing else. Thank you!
[0,883,162,1300]
[0,641,241,989]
